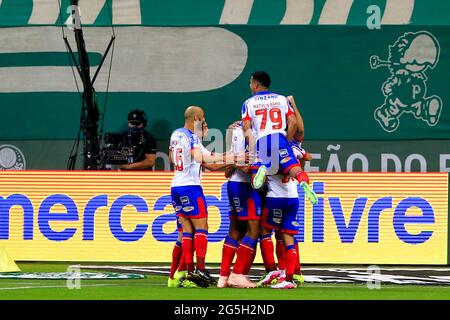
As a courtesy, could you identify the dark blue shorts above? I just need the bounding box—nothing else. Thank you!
[227,181,262,220]
[253,133,301,175]
[262,197,299,234]
[171,185,208,219]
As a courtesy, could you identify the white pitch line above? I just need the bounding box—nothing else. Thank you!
[301,268,450,272]
[76,265,450,273]
[0,283,121,291]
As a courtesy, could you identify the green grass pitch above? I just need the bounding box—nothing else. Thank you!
[0,263,449,300]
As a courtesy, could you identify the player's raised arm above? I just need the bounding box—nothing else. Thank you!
[285,96,298,141]
[224,120,247,176]
[242,119,253,141]
[287,95,304,141]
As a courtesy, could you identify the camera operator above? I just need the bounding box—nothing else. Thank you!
[118,109,157,170]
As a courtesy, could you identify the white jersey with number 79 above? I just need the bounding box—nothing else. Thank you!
[241,91,294,140]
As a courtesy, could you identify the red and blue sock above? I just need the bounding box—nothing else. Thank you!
[244,245,257,275]
[294,239,301,275]
[285,244,297,283]
[182,232,194,272]
[220,236,239,277]
[233,236,257,275]
[260,233,276,272]
[295,170,309,184]
[178,255,187,272]
[169,240,183,279]
[276,239,286,271]
[194,229,208,271]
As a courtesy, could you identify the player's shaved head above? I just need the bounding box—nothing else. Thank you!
[184,106,204,121]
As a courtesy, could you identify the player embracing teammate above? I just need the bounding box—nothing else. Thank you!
[168,106,237,288]
[218,121,263,288]
[167,72,317,289]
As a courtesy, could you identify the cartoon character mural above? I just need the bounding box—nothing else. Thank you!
[370,31,442,132]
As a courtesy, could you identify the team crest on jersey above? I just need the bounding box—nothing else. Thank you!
[292,221,299,227]
[279,149,289,157]
[180,196,190,205]
[183,206,194,212]
[273,209,282,218]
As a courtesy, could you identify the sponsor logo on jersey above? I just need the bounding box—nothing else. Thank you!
[273,209,282,218]
[280,157,292,164]
[183,206,195,212]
